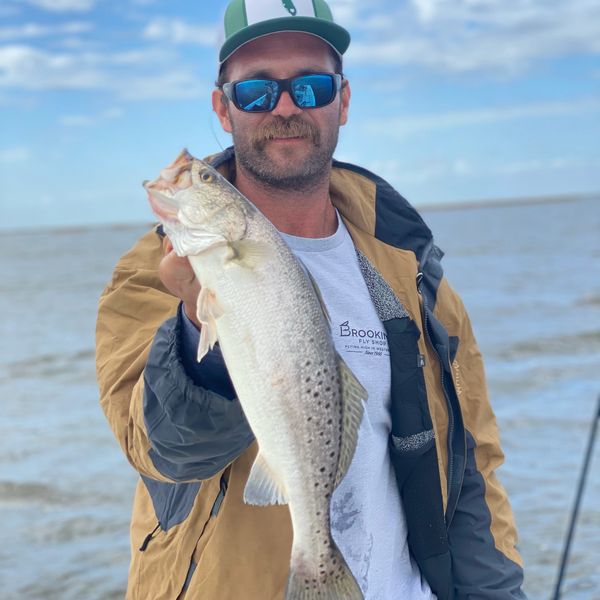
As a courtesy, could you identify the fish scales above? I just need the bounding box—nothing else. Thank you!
[144,149,366,599]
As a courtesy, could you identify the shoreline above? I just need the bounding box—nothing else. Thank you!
[418,191,597,212]
[2,192,597,236]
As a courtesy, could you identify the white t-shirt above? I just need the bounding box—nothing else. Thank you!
[281,216,435,600]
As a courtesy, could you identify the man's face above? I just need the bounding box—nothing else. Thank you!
[213,32,350,192]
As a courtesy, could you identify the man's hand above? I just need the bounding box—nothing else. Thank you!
[158,237,202,329]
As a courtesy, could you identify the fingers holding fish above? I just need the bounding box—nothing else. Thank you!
[158,244,202,329]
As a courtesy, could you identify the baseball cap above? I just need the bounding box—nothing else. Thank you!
[218,0,351,64]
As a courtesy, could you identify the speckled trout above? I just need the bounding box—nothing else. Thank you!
[144,149,366,600]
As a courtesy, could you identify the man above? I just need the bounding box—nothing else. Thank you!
[96,1,527,598]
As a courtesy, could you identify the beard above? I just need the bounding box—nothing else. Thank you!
[231,114,340,192]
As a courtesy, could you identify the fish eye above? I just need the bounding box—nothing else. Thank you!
[200,170,213,182]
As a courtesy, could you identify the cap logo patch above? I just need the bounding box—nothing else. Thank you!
[282,0,297,16]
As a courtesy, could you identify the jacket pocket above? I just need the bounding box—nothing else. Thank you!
[140,475,201,537]
[176,473,229,599]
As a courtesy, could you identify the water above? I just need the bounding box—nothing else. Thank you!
[1,197,599,599]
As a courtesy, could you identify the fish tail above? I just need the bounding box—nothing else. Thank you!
[285,546,362,600]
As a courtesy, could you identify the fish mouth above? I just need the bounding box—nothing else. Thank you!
[145,159,193,196]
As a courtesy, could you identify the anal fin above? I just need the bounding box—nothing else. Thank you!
[243,452,288,506]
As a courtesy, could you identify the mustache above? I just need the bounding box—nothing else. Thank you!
[251,116,320,147]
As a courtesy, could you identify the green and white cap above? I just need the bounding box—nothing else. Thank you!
[219,0,350,64]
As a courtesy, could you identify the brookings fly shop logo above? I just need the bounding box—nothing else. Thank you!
[282,0,297,16]
[339,321,389,357]
[339,321,387,341]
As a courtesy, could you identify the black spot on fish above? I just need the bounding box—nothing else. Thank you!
[320,467,325,472]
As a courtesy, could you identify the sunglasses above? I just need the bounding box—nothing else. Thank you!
[222,73,343,113]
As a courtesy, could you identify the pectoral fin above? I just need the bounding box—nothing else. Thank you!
[229,240,275,269]
[243,452,288,506]
[196,288,223,362]
[334,354,368,488]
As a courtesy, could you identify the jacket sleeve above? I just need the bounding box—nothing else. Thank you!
[434,278,527,599]
[95,227,253,483]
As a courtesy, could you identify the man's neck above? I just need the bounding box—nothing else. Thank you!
[234,161,337,239]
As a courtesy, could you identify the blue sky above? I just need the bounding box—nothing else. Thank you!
[1,0,599,230]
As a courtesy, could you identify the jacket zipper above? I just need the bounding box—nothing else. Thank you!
[416,272,456,524]
[139,522,161,552]
[139,476,227,555]
[210,475,228,517]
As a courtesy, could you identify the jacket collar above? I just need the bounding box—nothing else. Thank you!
[207,146,434,264]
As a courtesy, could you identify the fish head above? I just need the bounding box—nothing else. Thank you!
[144,150,248,256]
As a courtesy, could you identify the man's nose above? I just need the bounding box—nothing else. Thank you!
[271,91,303,117]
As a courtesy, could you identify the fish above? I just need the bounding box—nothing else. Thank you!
[144,149,366,600]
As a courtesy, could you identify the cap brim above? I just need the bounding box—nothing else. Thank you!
[219,16,350,64]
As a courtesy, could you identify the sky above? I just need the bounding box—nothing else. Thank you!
[1,0,599,230]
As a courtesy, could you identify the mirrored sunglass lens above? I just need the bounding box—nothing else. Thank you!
[292,75,334,108]
[235,80,278,112]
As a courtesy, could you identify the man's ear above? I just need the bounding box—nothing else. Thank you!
[339,78,351,126]
[212,89,233,133]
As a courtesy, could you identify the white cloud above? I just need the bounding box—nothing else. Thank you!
[20,0,97,11]
[364,98,600,138]
[143,17,217,46]
[0,45,106,89]
[0,44,204,100]
[366,154,598,188]
[120,70,205,100]
[102,107,124,119]
[495,156,599,175]
[58,107,124,127]
[59,114,95,126]
[342,0,600,75]
[0,146,31,163]
[0,22,92,41]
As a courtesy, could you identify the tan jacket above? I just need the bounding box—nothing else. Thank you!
[96,148,525,599]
